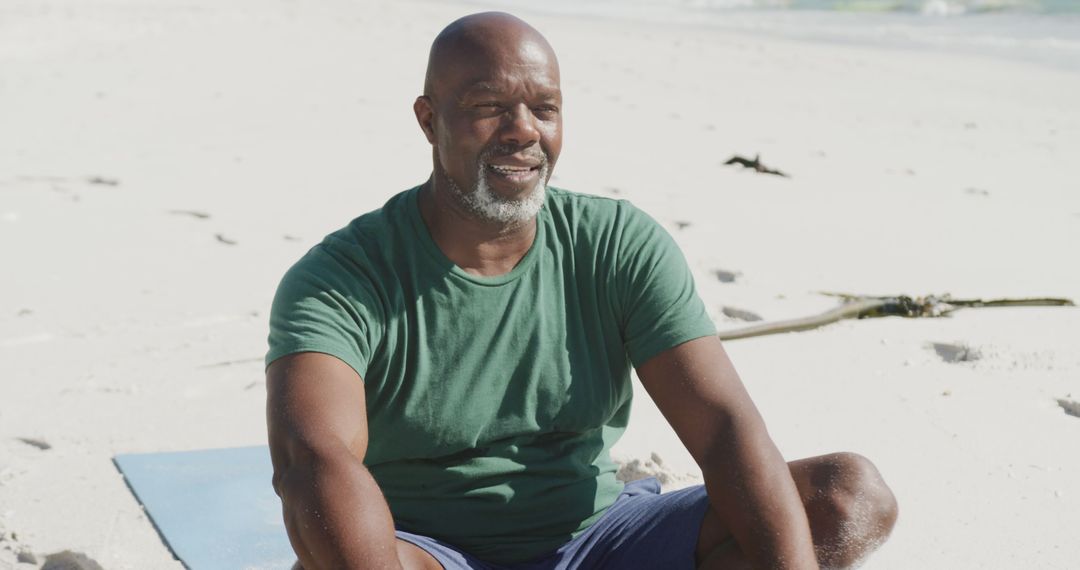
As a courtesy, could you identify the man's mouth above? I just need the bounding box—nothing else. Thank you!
[484,162,542,183]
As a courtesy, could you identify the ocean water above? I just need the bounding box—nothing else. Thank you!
[475,0,1080,72]
[679,0,1080,15]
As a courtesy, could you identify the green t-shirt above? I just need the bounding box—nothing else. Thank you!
[266,186,716,565]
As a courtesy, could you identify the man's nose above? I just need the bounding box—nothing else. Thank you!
[500,103,541,147]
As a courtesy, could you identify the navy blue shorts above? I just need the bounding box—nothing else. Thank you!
[395,478,714,570]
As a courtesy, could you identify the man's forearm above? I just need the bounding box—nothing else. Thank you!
[701,423,818,570]
[699,416,816,565]
[636,337,819,569]
[277,447,402,570]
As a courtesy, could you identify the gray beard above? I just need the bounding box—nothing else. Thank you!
[445,160,548,225]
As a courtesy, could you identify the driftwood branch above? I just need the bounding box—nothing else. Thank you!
[717,294,1075,341]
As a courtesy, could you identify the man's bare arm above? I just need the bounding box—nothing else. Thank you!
[636,336,818,570]
[266,352,402,570]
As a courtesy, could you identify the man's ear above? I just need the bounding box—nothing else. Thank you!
[413,96,437,145]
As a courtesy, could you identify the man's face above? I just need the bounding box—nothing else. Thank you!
[428,39,562,223]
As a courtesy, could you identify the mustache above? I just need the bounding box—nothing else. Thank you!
[481,144,548,165]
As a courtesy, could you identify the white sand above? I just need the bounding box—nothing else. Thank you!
[2,0,1079,568]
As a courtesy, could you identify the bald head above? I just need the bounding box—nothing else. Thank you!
[413,12,563,225]
[423,12,559,99]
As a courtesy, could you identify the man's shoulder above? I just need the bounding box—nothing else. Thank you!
[544,186,642,223]
[544,186,656,234]
[546,186,623,210]
[288,187,416,279]
[325,187,413,248]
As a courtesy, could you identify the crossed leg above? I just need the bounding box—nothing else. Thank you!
[296,452,896,570]
[291,541,443,570]
[696,452,898,570]
[396,540,445,570]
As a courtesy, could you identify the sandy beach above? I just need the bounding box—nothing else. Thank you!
[2,0,1079,568]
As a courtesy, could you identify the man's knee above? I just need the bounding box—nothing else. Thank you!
[806,452,897,523]
[801,452,898,569]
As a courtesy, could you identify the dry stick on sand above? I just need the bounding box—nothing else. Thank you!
[717,294,1075,341]
[723,153,789,178]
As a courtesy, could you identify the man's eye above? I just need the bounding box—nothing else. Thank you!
[534,106,559,118]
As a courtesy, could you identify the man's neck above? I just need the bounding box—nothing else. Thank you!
[417,179,538,277]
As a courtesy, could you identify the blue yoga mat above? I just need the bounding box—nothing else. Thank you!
[113,445,295,570]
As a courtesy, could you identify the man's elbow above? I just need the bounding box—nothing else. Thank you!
[270,436,353,500]
[271,439,314,502]
[270,433,336,496]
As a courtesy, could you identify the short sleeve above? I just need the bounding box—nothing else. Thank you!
[613,202,716,368]
[265,245,384,380]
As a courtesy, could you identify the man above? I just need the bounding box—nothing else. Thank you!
[265,12,897,570]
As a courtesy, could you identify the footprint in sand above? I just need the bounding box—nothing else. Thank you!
[722,306,763,322]
[169,209,210,219]
[712,269,741,283]
[41,550,105,570]
[85,176,119,187]
[15,437,51,451]
[0,526,40,567]
[928,342,981,363]
[1057,398,1080,418]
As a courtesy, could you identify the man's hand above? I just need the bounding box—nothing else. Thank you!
[267,352,435,570]
[637,336,819,570]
